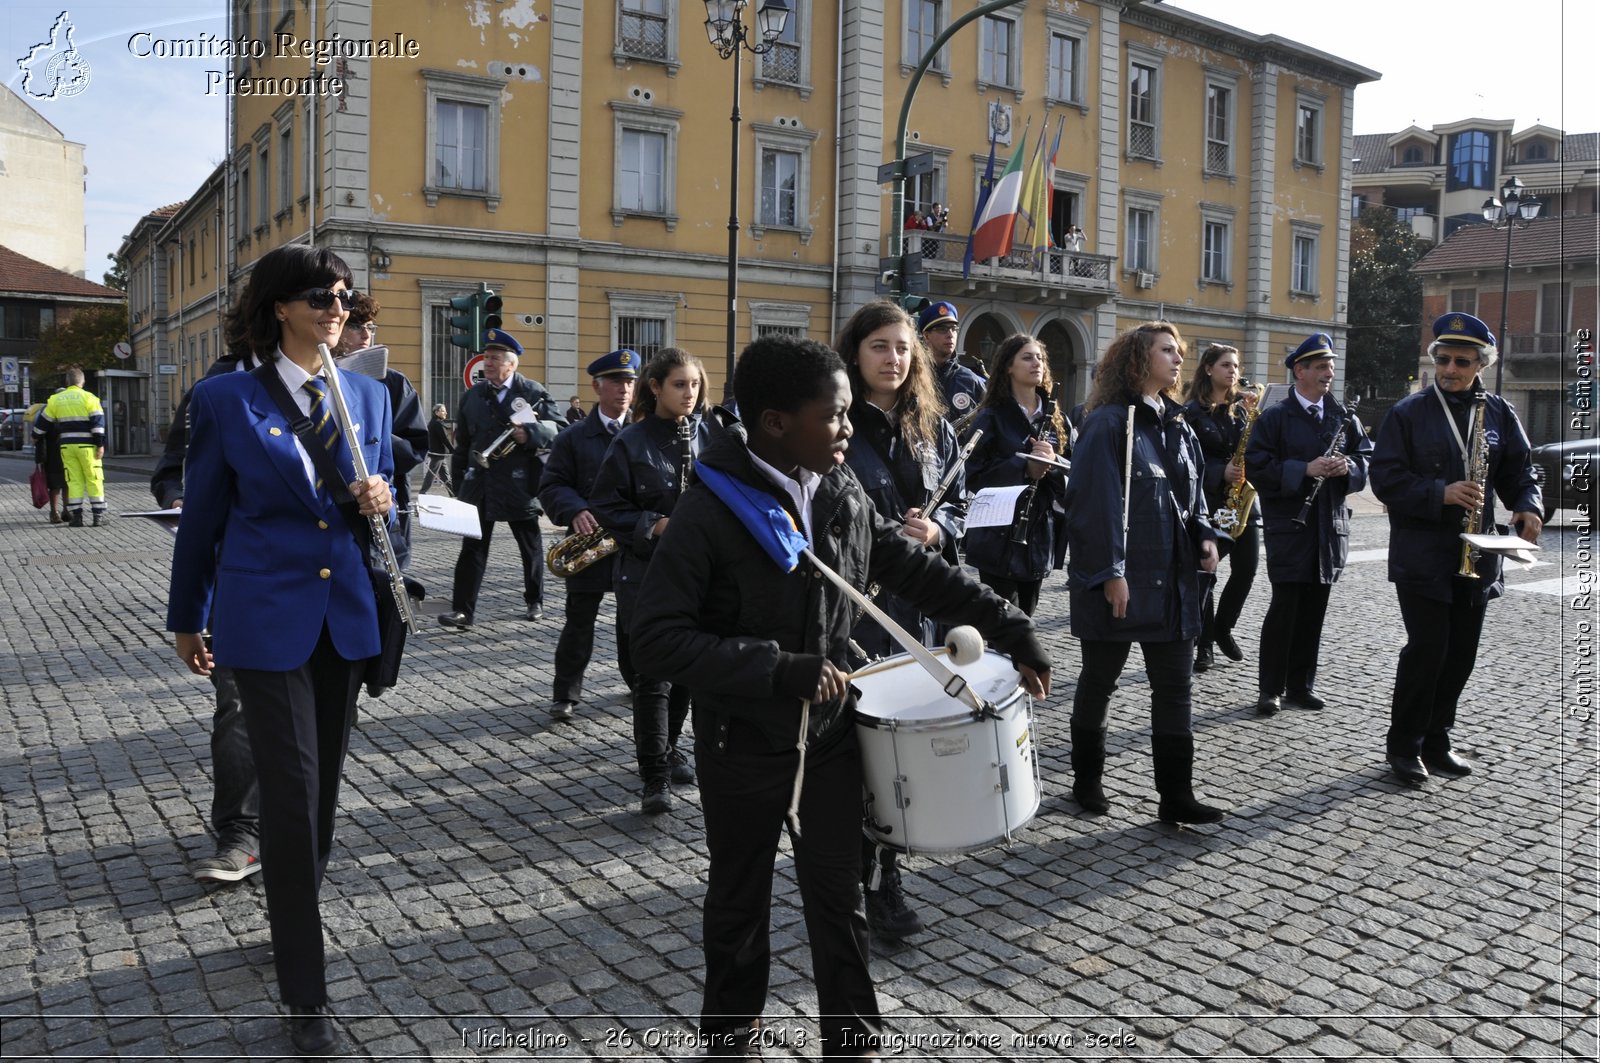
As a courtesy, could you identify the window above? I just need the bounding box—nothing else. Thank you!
[906,0,947,73]
[256,144,270,231]
[618,316,667,361]
[1201,218,1230,285]
[751,122,818,240]
[1204,76,1235,174]
[750,301,810,340]
[1290,225,1320,295]
[1450,288,1476,314]
[611,101,682,227]
[1044,14,1088,106]
[759,0,803,89]
[978,15,1018,90]
[277,124,293,213]
[188,239,196,285]
[1126,50,1162,162]
[1126,208,1153,272]
[1522,140,1550,162]
[609,291,677,362]
[237,162,250,239]
[617,0,674,64]
[761,149,800,227]
[1537,281,1568,353]
[1449,130,1492,190]
[1394,205,1427,226]
[1350,194,1366,219]
[423,70,503,209]
[1295,97,1323,167]
[1400,143,1427,165]
[428,304,467,415]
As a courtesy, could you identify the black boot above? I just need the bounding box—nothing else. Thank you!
[1151,734,1226,825]
[863,853,924,939]
[1070,726,1110,813]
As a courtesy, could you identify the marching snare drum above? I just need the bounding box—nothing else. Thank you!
[853,649,1041,855]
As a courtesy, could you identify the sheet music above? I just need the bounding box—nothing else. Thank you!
[414,496,483,538]
[120,509,182,538]
[967,485,1029,529]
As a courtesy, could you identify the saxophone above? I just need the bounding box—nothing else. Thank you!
[1211,382,1265,537]
[1457,391,1490,579]
[547,528,621,578]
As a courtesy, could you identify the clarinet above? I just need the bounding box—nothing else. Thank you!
[1291,395,1361,528]
[1010,400,1060,546]
[675,415,694,500]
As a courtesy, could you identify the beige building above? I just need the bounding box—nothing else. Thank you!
[136,0,1377,425]
[0,83,87,278]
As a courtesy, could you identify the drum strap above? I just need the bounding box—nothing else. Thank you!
[786,699,811,837]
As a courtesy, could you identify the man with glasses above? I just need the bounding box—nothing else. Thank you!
[1369,313,1541,786]
[917,301,985,421]
[1245,332,1373,719]
[439,329,564,629]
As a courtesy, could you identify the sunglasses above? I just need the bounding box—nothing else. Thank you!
[1433,353,1480,369]
[287,287,356,311]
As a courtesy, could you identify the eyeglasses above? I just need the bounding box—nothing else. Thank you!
[1432,353,1480,370]
[287,288,356,311]
[925,323,958,333]
[355,323,377,338]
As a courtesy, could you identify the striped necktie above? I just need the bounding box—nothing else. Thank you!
[302,377,342,493]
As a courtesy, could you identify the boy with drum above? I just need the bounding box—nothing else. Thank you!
[631,336,1050,1059]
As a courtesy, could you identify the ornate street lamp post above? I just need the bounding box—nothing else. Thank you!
[1481,175,1542,394]
[704,0,790,399]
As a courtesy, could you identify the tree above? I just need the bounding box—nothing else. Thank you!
[102,251,128,291]
[32,304,130,380]
[1346,206,1427,399]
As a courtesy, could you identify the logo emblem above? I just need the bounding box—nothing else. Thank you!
[16,11,92,101]
[619,352,632,366]
[1449,316,1466,333]
[952,393,972,411]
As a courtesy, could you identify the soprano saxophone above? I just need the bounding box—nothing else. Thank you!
[1457,391,1490,579]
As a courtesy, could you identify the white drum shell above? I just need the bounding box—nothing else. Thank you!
[853,650,1041,855]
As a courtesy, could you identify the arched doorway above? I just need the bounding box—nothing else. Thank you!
[1037,320,1080,414]
[960,313,1008,379]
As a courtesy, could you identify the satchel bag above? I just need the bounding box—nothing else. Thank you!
[29,466,48,509]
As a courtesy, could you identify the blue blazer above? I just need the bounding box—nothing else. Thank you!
[166,366,395,672]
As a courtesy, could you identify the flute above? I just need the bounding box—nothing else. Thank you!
[315,343,420,636]
[1122,405,1135,551]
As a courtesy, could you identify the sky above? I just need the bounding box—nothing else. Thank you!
[3,1,1594,284]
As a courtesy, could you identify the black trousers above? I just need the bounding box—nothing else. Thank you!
[1387,583,1488,757]
[1201,521,1260,646]
[450,514,544,619]
[233,626,362,1008]
[634,678,691,784]
[1257,581,1332,697]
[553,589,636,703]
[1071,638,1195,737]
[978,572,1042,617]
[208,665,259,848]
[698,722,881,1058]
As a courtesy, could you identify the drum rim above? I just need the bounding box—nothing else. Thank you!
[860,791,1043,856]
[853,687,1027,730]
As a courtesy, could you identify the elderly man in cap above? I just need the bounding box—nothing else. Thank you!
[439,328,565,629]
[1245,333,1374,717]
[1369,313,1542,785]
[918,301,985,421]
[539,349,643,721]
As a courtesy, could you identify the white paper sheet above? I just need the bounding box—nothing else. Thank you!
[120,509,182,538]
[967,485,1029,529]
[414,496,483,538]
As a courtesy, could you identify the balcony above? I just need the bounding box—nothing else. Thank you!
[890,230,1119,301]
[1503,331,1566,375]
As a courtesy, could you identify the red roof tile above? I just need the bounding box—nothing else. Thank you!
[1412,213,1600,274]
[0,244,126,300]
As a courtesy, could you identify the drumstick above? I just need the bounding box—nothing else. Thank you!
[800,547,992,719]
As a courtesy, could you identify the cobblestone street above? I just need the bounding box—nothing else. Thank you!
[0,454,1594,1060]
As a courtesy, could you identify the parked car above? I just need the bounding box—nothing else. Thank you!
[0,408,29,451]
[1532,437,1599,522]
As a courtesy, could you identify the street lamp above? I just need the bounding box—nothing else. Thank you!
[704,0,790,400]
[1481,175,1542,394]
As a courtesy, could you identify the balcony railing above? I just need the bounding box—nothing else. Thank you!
[619,11,669,60]
[1128,122,1156,160]
[1507,332,1567,358]
[889,230,1117,293]
[761,42,801,85]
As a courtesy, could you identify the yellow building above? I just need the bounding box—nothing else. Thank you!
[170,0,1377,416]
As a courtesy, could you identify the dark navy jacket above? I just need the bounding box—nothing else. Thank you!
[1182,398,1262,528]
[962,392,1070,581]
[590,413,715,621]
[451,375,564,523]
[934,357,986,422]
[1370,384,1541,604]
[1245,394,1373,584]
[843,398,967,658]
[1064,397,1214,642]
[539,409,624,594]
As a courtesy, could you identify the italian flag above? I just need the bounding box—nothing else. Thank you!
[968,123,1031,263]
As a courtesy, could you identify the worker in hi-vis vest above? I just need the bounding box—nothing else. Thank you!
[36,367,107,527]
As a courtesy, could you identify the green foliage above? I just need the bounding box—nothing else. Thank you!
[1346,206,1427,399]
[32,305,130,380]
[102,251,129,291]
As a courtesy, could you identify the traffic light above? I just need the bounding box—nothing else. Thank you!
[898,295,930,315]
[448,283,500,353]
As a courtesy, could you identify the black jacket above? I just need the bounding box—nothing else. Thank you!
[1182,398,1262,528]
[589,413,715,619]
[1064,397,1214,642]
[629,413,1049,754]
[380,369,429,568]
[539,409,625,594]
[426,415,452,455]
[152,355,254,509]
[934,357,986,422]
[961,391,1070,581]
[1370,384,1541,604]
[1245,394,1373,584]
[451,375,563,522]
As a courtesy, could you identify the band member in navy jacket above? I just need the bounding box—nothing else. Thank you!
[962,334,1072,616]
[1245,333,1373,718]
[538,348,641,721]
[834,299,967,942]
[1063,321,1224,825]
[1370,313,1542,785]
[166,244,394,1057]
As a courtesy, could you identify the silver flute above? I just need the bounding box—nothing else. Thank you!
[316,343,420,635]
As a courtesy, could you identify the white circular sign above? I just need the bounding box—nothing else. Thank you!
[113,341,132,360]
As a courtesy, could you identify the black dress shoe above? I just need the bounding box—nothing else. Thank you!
[1422,749,1474,776]
[1387,753,1429,786]
[1284,690,1326,711]
[525,605,544,621]
[288,1005,340,1056]
[1193,646,1214,673]
[1214,629,1244,662]
[438,611,472,629]
[1255,695,1281,717]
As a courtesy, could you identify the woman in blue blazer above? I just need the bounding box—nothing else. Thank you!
[167,244,394,1057]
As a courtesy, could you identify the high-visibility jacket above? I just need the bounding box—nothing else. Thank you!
[37,385,105,447]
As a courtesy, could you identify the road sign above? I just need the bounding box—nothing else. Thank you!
[463,354,486,388]
[112,341,132,360]
[876,152,936,185]
[1,357,17,388]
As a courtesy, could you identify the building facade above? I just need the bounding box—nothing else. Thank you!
[134,0,1377,432]
[0,83,87,278]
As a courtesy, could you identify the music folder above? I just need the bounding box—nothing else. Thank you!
[1461,532,1541,570]
[414,496,482,538]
